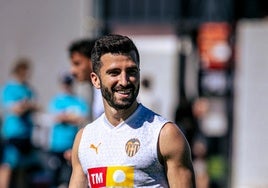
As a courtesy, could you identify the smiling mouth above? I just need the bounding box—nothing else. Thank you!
[116,88,132,94]
[113,87,134,99]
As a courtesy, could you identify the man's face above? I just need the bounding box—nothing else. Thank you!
[17,67,30,83]
[70,52,92,82]
[91,53,140,110]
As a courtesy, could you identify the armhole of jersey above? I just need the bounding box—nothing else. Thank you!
[156,121,170,166]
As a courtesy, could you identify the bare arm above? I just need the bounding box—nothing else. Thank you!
[56,113,87,126]
[11,100,40,115]
[69,128,88,188]
[159,122,196,188]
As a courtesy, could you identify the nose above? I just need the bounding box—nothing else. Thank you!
[70,67,78,79]
[119,71,129,86]
[70,66,75,75]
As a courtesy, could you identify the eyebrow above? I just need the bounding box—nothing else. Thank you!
[105,65,139,73]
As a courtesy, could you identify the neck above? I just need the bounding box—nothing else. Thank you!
[104,101,139,126]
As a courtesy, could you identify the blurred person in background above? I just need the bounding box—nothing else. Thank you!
[47,72,89,187]
[68,39,104,122]
[175,97,209,149]
[175,96,198,148]
[0,58,40,188]
[0,107,3,179]
[192,137,209,188]
[69,34,196,187]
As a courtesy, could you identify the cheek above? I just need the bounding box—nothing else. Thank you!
[83,64,91,72]
[101,78,116,89]
[130,76,139,85]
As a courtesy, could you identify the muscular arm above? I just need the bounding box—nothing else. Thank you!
[69,128,88,188]
[159,122,196,188]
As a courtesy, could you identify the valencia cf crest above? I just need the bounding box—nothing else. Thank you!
[125,138,140,157]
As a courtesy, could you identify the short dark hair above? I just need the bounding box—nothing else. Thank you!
[12,58,31,74]
[60,72,74,86]
[91,34,140,75]
[68,39,96,58]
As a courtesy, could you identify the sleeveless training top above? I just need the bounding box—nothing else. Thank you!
[78,104,169,188]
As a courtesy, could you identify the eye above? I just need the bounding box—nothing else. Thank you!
[73,61,80,66]
[107,70,120,76]
[127,68,139,76]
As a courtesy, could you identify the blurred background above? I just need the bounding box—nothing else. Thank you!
[0,0,268,187]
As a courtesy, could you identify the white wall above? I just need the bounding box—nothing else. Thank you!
[0,0,94,107]
[232,19,268,188]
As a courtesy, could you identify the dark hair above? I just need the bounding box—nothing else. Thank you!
[12,58,31,74]
[91,34,140,74]
[61,73,74,85]
[68,39,96,58]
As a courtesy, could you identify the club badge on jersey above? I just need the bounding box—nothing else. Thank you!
[125,138,140,157]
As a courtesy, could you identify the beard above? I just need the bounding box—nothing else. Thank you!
[100,81,139,110]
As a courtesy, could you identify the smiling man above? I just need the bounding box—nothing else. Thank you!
[69,34,196,188]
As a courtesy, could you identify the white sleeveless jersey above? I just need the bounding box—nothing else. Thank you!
[78,104,170,188]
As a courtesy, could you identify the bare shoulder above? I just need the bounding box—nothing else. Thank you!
[69,127,88,187]
[160,122,184,138]
[73,127,85,150]
[71,127,85,160]
[76,127,85,141]
[159,122,196,187]
[159,122,191,160]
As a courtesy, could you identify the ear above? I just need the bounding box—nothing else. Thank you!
[91,72,101,89]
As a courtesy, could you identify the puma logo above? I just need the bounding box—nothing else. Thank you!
[90,143,101,154]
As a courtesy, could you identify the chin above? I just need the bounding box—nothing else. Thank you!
[113,101,134,110]
[77,77,86,82]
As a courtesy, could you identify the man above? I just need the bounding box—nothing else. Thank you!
[69,34,196,187]
[47,73,89,187]
[69,39,103,121]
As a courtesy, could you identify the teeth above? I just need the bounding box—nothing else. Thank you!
[117,89,131,94]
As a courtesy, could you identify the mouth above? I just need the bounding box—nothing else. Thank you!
[114,87,133,97]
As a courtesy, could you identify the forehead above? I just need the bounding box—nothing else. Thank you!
[100,53,138,69]
[71,52,88,61]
